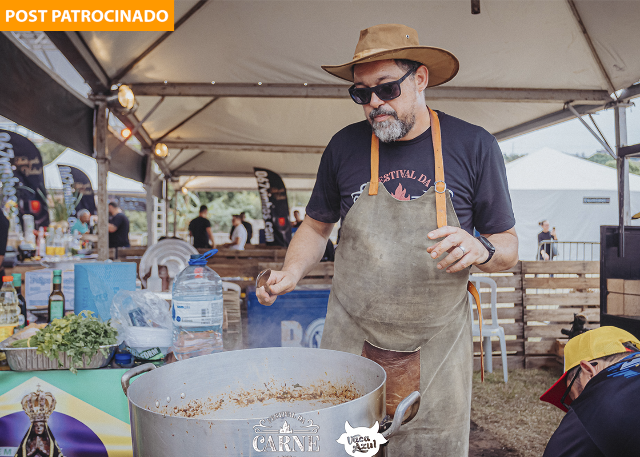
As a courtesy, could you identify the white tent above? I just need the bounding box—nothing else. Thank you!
[507,148,640,260]
[44,148,146,194]
[42,0,640,185]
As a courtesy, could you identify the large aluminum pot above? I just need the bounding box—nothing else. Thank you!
[122,347,420,456]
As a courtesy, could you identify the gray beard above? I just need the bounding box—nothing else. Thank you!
[369,108,416,143]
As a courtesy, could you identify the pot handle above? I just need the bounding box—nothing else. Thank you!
[121,363,156,396]
[381,391,421,440]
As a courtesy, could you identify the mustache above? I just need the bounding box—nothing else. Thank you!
[369,107,399,123]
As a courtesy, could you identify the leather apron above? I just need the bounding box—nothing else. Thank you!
[321,109,481,456]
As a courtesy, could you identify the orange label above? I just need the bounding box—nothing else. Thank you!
[1,0,174,31]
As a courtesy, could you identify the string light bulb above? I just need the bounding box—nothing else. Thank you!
[154,143,168,158]
[121,128,132,139]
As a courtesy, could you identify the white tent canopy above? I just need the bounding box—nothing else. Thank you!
[46,0,640,184]
[507,148,640,260]
[44,148,146,194]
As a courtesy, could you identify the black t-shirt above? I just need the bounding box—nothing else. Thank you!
[306,111,515,235]
[543,353,640,457]
[0,212,8,255]
[189,216,212,248]
[108,212,130,248]
[538,231,555,258]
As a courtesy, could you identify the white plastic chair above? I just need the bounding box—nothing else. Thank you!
[222,281,241,294]
[469,275,508,382]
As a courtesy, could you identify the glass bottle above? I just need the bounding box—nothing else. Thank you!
[48,270,65,322]
[12,273,27,327]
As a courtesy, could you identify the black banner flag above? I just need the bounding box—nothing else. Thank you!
[254,168,292,247]
[0,129,49,229]
[57,165,96,227]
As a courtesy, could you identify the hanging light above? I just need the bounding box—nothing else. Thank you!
[154,143,168,158]
[121,127,132,138]
[107,84,138,114]
[181,187,189,195]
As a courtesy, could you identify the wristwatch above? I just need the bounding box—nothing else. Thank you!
[476,235,495,265]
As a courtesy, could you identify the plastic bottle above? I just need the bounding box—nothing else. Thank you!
[54,228,65,257]
[45,227,55,257]
[12,273,27,328]
[0,276,20,325]
[147,262,163,293]
[171,249,223,360]
[37,227,46,257]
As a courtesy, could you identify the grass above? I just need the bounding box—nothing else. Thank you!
[471,368,566,457]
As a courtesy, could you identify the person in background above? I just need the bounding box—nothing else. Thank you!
[70,209,91,234]
[240,212,253,245]
[538,219,557,260]
[188,205,216,249]
[0,211,8,278]
[540,326,640,456]
[291,210,304,228]
[108,201,130,248]
[223,215,247,250]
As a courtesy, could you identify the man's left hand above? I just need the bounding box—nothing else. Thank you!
[426,226,489,273]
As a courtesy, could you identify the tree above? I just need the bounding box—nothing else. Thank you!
[37,142,66,165]
[586,153,640,175]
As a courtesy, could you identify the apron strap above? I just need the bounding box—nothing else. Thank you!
[368,109,447,231]
[428,108,447,229]
[467,281,485,382]
[369,134,380,195]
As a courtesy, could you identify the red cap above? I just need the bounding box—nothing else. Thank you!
[540,372,572,412]
[2,276,13,282]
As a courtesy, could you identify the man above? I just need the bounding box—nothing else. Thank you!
[540,326,640,456]
[70,209,91,234]
[256,24,518,455]
[189,205,216,249]
[292,210,304,228]
[229,212,253,246]
[240,212,253,245]
[108,201,130,248]
[224,215,247,250]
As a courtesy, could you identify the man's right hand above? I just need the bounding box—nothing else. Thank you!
[256,270,299,306]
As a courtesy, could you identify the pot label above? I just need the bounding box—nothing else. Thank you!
[337,422,387,457]
[252,411,320,453]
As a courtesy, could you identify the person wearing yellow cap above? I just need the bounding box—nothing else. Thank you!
[541,326,640,456]
[257,23,519,456]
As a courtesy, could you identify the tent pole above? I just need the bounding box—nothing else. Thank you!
[144,154,155,247]
[173,185,178,237]
[94,101,110,261]
[615,104,629,256]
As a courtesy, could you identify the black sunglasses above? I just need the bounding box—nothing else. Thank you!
[561,361,598,410]
[348,69,415,105]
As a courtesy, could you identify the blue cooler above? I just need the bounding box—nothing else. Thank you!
[246,284,330,348]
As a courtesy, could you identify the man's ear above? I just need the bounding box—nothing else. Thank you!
[415,65,429,92]
[580,359,599,379]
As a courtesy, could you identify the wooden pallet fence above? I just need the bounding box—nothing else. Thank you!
[522,261,599,369]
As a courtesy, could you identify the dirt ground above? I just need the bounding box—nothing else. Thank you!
[469,421,518,457]
[470,368,566,457]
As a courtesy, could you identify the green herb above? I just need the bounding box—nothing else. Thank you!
[11,311,118,373]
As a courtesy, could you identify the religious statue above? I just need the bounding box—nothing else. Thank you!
[15,385,63,457]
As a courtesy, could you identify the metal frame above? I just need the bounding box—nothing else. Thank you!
[129,82,611,102]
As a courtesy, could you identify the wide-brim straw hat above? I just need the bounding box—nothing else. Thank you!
[322,23,459,87]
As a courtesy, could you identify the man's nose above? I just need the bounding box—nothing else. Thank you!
[369,92,385,109]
